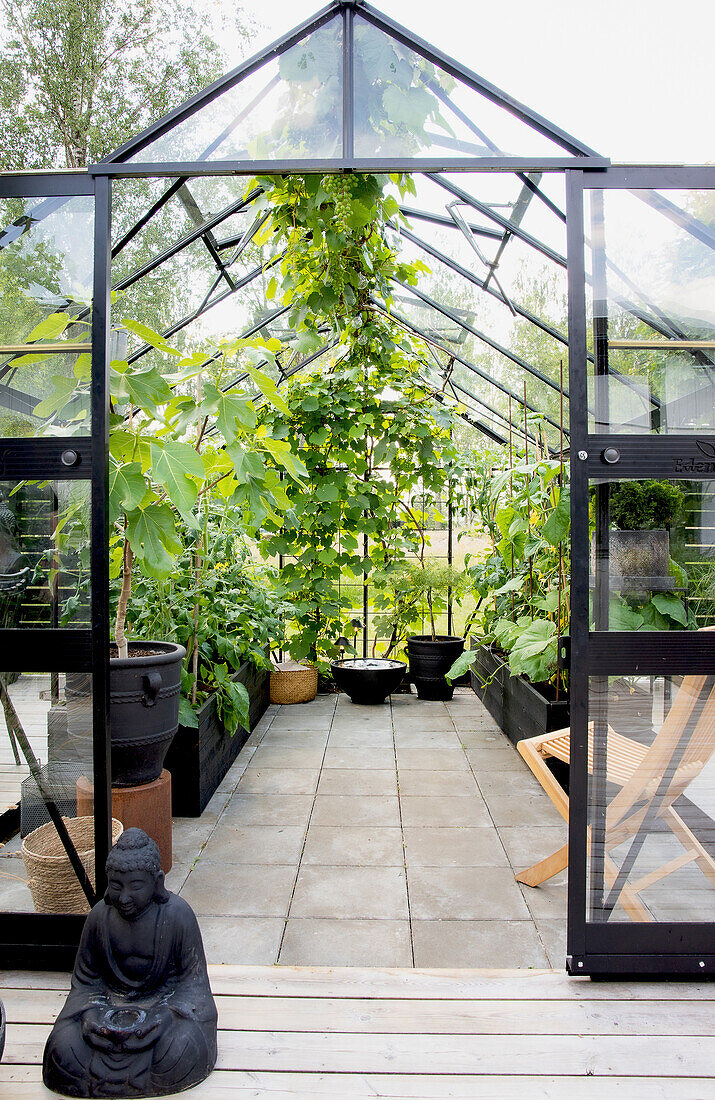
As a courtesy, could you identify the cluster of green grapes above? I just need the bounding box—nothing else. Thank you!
[322,174,353,234]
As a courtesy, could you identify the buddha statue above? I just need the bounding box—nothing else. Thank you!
[43,828,217,1097]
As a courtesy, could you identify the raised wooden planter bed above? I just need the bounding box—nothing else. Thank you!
[165,660,269,816]
[469,643,569,748]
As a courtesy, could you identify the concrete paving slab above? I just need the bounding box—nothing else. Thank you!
[399,795,491,828]
[198,916,284,964]
[407,865,531,920]
[483,791,564,828]
[302,825,404,866]
[395,748,470,772]
[403,826,505,867]
[412,919,549,968]
[237,767,321,795]
[534,917,568,969]
[317,768,398,795]
[518,878,569,920]
[393,730,461,748]
[180,861,296,917]
[170,816,219,865]
[311,795,401,828]
[201,823,307,865]
[498,824,568,870]
[279,918,412,967]
[392,718,456,734]
[220,794,314,827]
[290,865,409,919]
[397,770,479,797]
[478,770,549,798]
[327,731,395,748]
[247,745,326,769]
[323,745,395,770]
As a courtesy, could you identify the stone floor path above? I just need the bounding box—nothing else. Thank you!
[168,689,568,968]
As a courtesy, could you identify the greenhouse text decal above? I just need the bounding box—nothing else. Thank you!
[673,439,715,474]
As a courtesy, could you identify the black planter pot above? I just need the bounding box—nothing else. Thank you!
[331,658,406,705]
[470,643,569,747]
[109,641,186,787]
[407,635,464,701]
[165,660,269,816]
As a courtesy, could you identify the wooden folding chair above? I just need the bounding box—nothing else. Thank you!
[515,667,715,922]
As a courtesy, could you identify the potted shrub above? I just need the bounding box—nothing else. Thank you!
[33,313,305,788]
[380,558,466,701]
[126,516,288,813]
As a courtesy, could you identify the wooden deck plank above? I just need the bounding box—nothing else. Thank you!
[5,1026,714,1078]
[0,1067,713,1100]
[2,964,714,1000]
[207,965,715,1001]
[3,988,715,1036]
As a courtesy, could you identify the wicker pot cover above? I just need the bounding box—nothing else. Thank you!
[269,660,318,705]
[22,815,123,915]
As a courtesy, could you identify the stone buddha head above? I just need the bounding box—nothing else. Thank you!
[104,828,169,921]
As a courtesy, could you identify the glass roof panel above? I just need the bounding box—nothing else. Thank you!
[131,16,343,163]
[353,17,572,161]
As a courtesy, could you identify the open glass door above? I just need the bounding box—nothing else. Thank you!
[567,167,715,975]
[0,174,111,967]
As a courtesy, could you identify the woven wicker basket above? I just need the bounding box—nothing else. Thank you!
[22,815,123,915]
[269,660,318,705]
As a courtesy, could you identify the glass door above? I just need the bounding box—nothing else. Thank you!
[566,167,715,975]
[0,174,111,966]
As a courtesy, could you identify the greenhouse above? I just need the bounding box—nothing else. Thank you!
[0,2,713,1082]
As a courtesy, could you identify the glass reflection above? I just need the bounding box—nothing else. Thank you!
[587,671,715,923]
[0,480,91,629]
[590,478,715,633]
[0,670,94,914]
[0,195,94,437]
[587,188,715,434]
[132,18,343,163]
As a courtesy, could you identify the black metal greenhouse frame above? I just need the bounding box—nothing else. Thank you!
[0,0,712,976]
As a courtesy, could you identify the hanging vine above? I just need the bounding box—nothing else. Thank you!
[256,172,460,667]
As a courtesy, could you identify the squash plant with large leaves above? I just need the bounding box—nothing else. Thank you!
[447,437,571,691]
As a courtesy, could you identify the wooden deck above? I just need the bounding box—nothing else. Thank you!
[1,965,714,1097]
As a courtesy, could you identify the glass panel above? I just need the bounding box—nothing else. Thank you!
[589,478,715,632]
[586,188,715,434]
[0,480,91,629]
[0,195,94,437]
[0,670,95,914]
[353,19,570,160]
[586,672,715,924]
[132,17,343,162]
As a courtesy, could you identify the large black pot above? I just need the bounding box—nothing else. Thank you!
[0,996,5,1061]
[331,658,406,705]
[109,641,185,787]
[407,635,464,701]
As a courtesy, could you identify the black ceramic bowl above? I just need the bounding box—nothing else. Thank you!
[331,658,406,705]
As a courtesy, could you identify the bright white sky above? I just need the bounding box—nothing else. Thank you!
[234,0,714,164]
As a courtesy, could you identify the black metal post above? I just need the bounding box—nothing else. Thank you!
[91,176,113,899]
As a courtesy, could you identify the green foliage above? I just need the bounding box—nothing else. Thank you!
[373,559,467,650]
[121,512,288,735]
[451,431,570,689]
[255,173,459,668]
[21,313,304,672]
[608,479,685,531]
